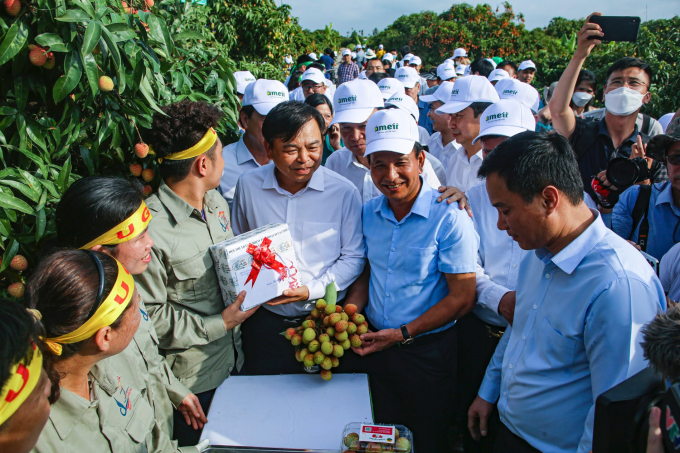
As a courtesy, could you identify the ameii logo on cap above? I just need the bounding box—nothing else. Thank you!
[267,90,287,98]
[338,95,358,104]
[374,123,399,133]
[485,111,509,123]
[502,89,518,96]
[451,89,459,95]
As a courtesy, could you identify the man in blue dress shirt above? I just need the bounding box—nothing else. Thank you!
[344,108,478,451]
[467,131,666,453]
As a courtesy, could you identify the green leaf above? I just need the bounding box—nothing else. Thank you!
[38,179,60,199]
[55,9,91,22]
[139,75,166,115]
[148,14,174,56]
[173,31,203,41]
[34,33,69,52]
[36,207,46,241]
[0,179,40,202]
[0,106,17,115]
[71,0,96,19]
[14,77,27,111]
[0,20,29,66]
[0,192,33,215]
[82,52,100,96]
[0,239,19,273]
[82,21,102,55]
[35,189,48,212]
[79,146,95,175]
[100,27,125,93]
[57,156,71,193]
[26,122,47,154]
[53,51,83,103]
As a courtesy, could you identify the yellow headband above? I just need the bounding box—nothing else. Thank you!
[0,343,43,426]
[79,201,152,250]
[44,259,135,356]
[157,127,217,163]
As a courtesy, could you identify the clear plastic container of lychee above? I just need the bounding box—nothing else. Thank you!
[341,422,414,453]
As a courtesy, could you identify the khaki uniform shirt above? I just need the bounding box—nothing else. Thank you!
[135,181,242,394]
[33,350,197,453]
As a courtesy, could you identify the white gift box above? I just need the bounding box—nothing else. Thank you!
[210,223,303,311]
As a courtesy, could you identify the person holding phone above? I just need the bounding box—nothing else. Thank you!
[550,12,667,208]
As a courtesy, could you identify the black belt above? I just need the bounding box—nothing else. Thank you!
[485,323,505,339]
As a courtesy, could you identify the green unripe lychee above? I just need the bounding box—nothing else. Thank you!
[334,331,348,342]
[332,344,344,357]
[313,351,326,364]
[394,437,411,452]
[324,304,336,315]
[341,339,351,350]
[357,323,368,335]
[303,353,315,367]
[303,328,316,343]
[320,369,332,381]
[335,320,349,333]
[350,334,362,348]
[291,334,302,346]
[344,433,360,448]
[328,313,342,325]
[318,333,330,343]
[308,340,320,353]
[302,320,316,329]
[331,356,340,368]
[341,312,349,322]
[321,341,333,355]
[326,327,336,336]
[311,308,320,318]
[316,299,327,310]
[347,322,357,334]
[320,357,333,370]
[351,313,365,325]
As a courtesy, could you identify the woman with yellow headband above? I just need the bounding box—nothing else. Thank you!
[0,300,51,453]
[28,250,203,453]
[56,176,207,440]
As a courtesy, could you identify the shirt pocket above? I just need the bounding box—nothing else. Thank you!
[302,222,341,274]
[125,394,155,445]
[538,317,577,374]
[172,252,215,306]
[406,246,438,286]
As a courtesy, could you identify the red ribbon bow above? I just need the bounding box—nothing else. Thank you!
[245,237,287,287]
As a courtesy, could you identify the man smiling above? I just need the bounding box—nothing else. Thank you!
[344,108,478,451]
[232,101,365,375]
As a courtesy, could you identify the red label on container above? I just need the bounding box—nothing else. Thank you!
[359,424,396,444]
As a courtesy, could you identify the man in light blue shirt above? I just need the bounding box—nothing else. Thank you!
[468,131,666,453]
[344,108,477,452]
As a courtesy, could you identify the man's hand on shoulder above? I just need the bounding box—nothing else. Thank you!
[437,186,473,218]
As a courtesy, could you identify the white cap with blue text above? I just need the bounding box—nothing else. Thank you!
[518,60,536,71]
[385,93,420,122]
[300,68,325,85]
[420,81,455,104]
[435,75,500,115]
[437,61,456,81]
[409,56,422,66]
[331,79,385,125]
[488,68,510,83]
[377,78,405,100]
[394,66,420,89]
[494,77,540,113]
[365,108,420,156]
[234,71,256,95]
[473,99,536,144]
[242,79,289,115]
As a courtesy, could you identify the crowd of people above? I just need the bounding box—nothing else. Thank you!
[2,11,680,453]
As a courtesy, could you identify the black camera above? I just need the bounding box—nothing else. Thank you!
[606,157,651,190]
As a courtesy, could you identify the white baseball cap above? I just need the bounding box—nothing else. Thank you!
[473,99,536,144]
[351,52,357,59]
[377,78,405,100]
[385,93,420,122]
[242,79,289,115]
[284,55,293,64]
[359,70,368,80]
[453,48,467,59]
[494,77,540,113]
[342,49,351,57]
[488,68,510,83]
[409,56,422,66]
[331,79,385,125]
[365,108,420,156]
[355,44,362,50]
[382,53,394,62]
[485,58,497,69]
[403,53,414,61]
[518,60,536,71]
[233,71,256,95]
[300,68,325,85]
[456,64,467,76]
[464,65,471,77]
[394,66,420,89]
[437,61,456,81]
[435,75,500,115]
[379,44,384,49]
[420,81,455,104]
[309,52,317,60]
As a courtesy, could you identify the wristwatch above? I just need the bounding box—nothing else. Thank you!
[400,325,414,345]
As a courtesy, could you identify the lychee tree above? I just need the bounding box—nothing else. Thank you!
[0,0,241,298]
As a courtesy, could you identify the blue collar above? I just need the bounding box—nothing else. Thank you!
[235,135,257,166]
[535,210,606,274]
[656,182,674,207]
[598,117,640,144]
[262,164,325,194]
[376,178,432,223]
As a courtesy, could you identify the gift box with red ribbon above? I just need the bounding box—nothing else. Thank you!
[210,223,303,311]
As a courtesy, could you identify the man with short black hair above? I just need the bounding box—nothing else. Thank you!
[516,60,536,84]
[497,61,517,78]
[232,101,365,375]
[468,131,665,453]
[436,75,500,191]
[338,49,360,85]
[365,58,384,79]
[320,48,335,79]
[219,80,288,208]
[395,66,420,104]
[470,58,495,78]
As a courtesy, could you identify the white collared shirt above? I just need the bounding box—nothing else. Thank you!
[446,146,484,192]
[231,165,365,317]
[427,132,460,165]
[325,148,442,204]
[218,136,267,210]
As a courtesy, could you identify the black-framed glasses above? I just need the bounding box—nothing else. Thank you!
[667,153,680,166]
[302,83,325,91]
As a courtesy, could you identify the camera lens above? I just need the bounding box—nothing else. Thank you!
[607,158,639,188]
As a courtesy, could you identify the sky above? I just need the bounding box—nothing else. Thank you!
[281,0,678,36]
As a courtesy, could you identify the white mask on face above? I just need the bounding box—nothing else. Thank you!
[604,87,645,116]
[571,92,593,107]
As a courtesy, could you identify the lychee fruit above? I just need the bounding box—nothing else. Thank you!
[366,443,384,453]
[322,316,330,326]
[330,356,340,368]
[129,163,142,177]
[316,299,327,310]
[134,143,149,158]
[308,340,320,353]
[302,319,315,329]
[313,351,325,365]
[394,437,411,452]
[357,323,368,335]
[141,168,154,182]
[332,344,344,357]
[324,304,336,315]
[8,282,24,298]
[303,353,315,368]
[328,313,341,325]
[291,334,302,346]
[99,75,114,92]
[341,339,351,350]
[326,327,335,337]
[29,48,47,66]
[320,341,333,355]
[302,327,316,343]
[121,1,132,13]
[145,0,153,7]
[344,303,358,316]
[318,333,330,343]
[334,331,348,342]
[320,369,332,381]
[320,356,332,370]
[295,350,303,362]
[43,52,55,69]
[4,0,20,16]
[284,327,296,340]
[351,313,365,325]
[335,305,343,313]
[340,312,349,322]
[299,348,308,359]
[310,308,320,318]
[347,322,357,335]
[344,433,360,448]
[142,185,153,196]
[335,320,348,333]
[9,255,27,272]
[350,334,362,348]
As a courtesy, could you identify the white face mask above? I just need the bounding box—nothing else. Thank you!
[604,87,645,116]
[572,92,593,107]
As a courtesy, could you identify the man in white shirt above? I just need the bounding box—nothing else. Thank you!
[394,66,421,104]
[233,70,256,103]
[232,101,365,375]
[218,79,288,209]
[436,75,500,191]
[325,79,442,203]
[422,81,459,166]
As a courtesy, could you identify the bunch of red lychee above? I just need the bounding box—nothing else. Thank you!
[285,301,366,381]
[5,255,28,299]
[343,430,412,452]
